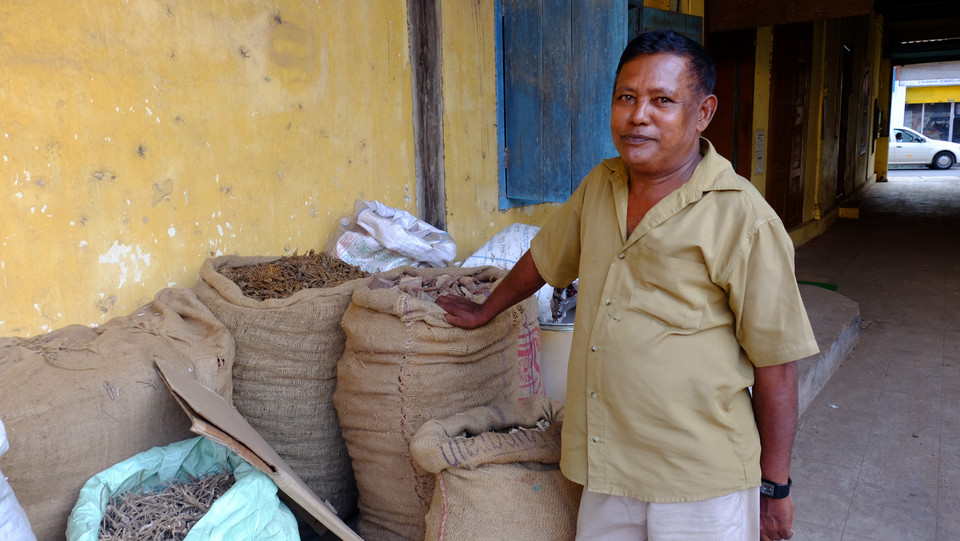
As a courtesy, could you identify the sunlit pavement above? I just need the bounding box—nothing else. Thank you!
[790,172,960,540]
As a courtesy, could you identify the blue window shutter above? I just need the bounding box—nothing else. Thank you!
[571,1,625,195]
[500,0,626,208]
[540,1,574,203]
[501,0,567,203]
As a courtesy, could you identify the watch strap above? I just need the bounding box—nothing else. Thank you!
[759,477,792,499]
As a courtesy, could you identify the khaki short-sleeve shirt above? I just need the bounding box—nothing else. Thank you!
[530,139,819,502]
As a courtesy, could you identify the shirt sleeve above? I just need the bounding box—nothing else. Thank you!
[528,174,591,289]
[722,217,820,367]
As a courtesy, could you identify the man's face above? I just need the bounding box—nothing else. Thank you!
[610,52,714,180]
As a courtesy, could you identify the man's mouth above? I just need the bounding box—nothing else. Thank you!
[622,133,654,144]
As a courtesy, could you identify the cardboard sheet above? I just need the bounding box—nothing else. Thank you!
[155,358,363,541]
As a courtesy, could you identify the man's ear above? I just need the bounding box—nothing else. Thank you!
[697,94,718,132]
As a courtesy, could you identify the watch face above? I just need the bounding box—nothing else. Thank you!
[760,479,790,498]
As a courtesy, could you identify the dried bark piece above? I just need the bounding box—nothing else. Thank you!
[368,275,396,290]
[397,275,424,297]
[365,272,494,303]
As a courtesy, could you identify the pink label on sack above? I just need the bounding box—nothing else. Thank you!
[517,323,545,399]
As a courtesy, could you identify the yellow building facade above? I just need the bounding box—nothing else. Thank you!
[0,1,884,336]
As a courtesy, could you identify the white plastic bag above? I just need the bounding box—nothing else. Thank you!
[0,419,37,541]
[462,224,576,324]
[328,200,457,273]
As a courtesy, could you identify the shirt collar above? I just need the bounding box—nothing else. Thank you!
[601,138,744,197]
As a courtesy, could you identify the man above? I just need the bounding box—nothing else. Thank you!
[437,31,818,541]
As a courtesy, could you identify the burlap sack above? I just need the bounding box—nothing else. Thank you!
[0,287,234,541]
[333,265,538,541]
[193,255,360,520]
[410,395,581,541]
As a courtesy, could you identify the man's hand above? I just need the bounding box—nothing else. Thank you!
[437,251,548,330]
[436,294,489,329]
[760,495,794,541]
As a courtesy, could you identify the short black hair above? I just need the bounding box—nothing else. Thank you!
[614,30,715,98]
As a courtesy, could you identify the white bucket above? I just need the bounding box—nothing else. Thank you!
[540,320,573,403]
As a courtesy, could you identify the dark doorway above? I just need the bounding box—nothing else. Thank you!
[704,28,756,178]
[767,22,813,229]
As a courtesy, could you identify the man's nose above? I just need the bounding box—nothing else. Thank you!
[629,101,649,124]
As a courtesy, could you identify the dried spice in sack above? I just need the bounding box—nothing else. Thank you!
[367,272,494,303]
[195,255,362,519]
[219,250,370,300]
[98,472,234,540]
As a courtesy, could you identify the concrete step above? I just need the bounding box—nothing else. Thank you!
[796,284,862,416]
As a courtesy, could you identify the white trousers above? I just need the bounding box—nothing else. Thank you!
[575,487,760,541]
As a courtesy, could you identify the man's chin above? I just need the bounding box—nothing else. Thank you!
[619,150,658,170]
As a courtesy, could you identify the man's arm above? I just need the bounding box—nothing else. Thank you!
[753,361,798,541]
[436,251,546,329]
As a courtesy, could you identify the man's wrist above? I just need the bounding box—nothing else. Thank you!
[477,301,499,326]
[759,477,792,499]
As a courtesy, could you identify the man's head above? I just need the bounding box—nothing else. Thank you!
[610,31,718,182]
[614,31,715,99]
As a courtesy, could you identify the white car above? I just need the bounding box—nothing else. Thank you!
[889,127,960,169]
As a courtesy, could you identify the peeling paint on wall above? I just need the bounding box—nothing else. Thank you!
[1,1,418,336]
[98,241,152,289]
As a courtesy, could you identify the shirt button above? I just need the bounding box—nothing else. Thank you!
[590,392,598,398]
[592,436,600,443]
[590,345,597,352]
[618,253,625,260]
[604,298,611,305]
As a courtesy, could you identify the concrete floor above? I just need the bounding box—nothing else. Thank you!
[790,170,960,541]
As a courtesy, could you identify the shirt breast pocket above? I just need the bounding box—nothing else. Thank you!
[626,250,713,333]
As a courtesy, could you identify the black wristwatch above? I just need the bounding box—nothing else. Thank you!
[759,477,792,499]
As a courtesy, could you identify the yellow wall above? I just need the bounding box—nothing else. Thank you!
[680,0,705,17]
[750,26,773,196]
[644,0,672,10]
[805,21,828,222]
[863,14,883,186]
[1,1,417,336]
[875,56,892,180]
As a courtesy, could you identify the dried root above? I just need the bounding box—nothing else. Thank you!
[219,250,370,300]
[98,472,234,540]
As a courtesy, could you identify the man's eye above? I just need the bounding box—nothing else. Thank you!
[617,95,635,102]
[655,97,673,104]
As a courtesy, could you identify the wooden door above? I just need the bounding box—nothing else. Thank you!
[704,28,756,178]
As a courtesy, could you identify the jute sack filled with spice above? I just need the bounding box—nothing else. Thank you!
[333,265,539,541]
[0,287,234,541]
[193,254,367,521]
[410,395,580,541]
